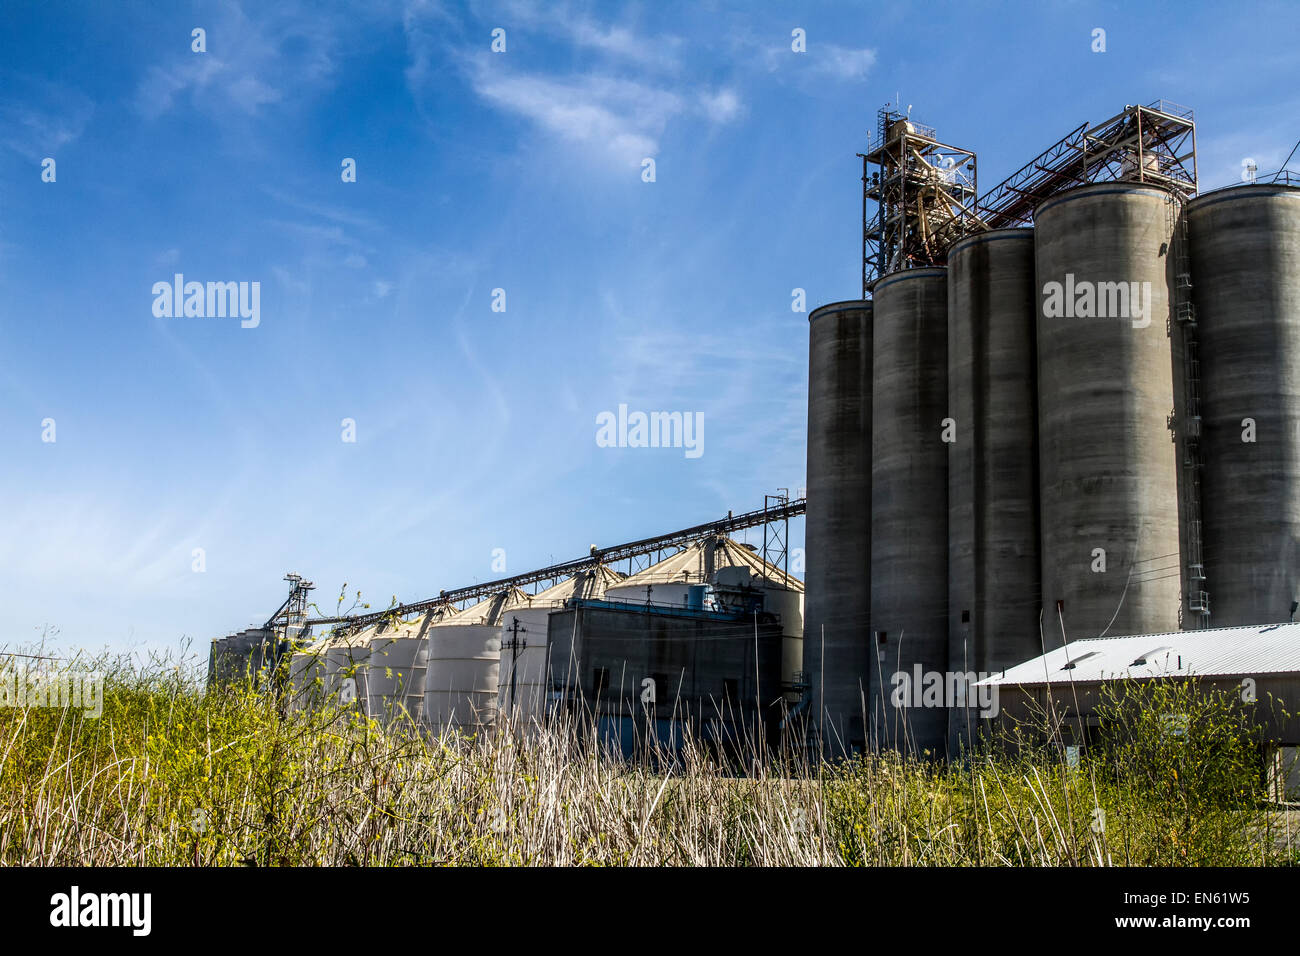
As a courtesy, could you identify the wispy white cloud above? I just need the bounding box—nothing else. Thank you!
[134,2,342,120]
[0,76,95,162]
[403,0,462,93]
[272,264,310,297]
[136,54,271,118]
[567,18,682,69]
[494,0,685,72]
[814,43,877,81]
[699,88,743,124]
[405,3,741,170]
[265,219,357,248]
[470,68,682,166]
[469,66,743,166]
[743,30,877,82]
[260,186,382,231]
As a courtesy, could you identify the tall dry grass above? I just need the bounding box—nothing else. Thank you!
[0,648,1295,866]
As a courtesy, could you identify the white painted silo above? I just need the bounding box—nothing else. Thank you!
[322,627,375,714]
[287,642,328,712]
[496,566,624,728]
[763,585,806,697]
[366,605,456,726]
[423,588,530,737]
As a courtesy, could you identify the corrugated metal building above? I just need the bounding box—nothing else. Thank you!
[497,566,624,727]
[603,534,804,698]
[546,598,785,762]
[977,622,1300,796]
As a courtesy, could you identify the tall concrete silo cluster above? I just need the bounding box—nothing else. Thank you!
[805,100,1300,757]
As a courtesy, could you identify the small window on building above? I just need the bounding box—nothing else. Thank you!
[723,678,739,702]
[592,667,609,695]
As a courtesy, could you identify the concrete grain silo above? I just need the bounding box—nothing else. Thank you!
[803,300,873,756]
[946,229,1042,748]
[1188,183,1300,626]
[1034,183,1181,645]
[870,268,949,754]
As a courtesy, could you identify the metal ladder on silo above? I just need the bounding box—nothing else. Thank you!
[1169,197,1211,627]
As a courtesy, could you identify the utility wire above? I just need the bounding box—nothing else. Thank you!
[1272,136,1300,182]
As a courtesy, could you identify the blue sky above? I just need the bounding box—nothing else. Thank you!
[1,0,1297,658]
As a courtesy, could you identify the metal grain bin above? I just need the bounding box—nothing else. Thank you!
[287,645,326,712]
[365,612,444,726]
[423,588,529,736]
[322,629,374,714]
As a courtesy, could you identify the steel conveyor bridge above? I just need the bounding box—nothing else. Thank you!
[297,497,806,632]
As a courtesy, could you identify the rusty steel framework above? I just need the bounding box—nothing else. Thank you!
[265,572,315,638]
[978,100,1197,227]
[303,497,806,632]
[860,106,979,294]
[860,100,1199,294]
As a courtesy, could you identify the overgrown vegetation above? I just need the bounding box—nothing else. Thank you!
[1,649,1295,866]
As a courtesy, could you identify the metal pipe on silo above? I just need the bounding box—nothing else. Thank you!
[1188,184,1300,626]
[804,300,872,756]
[947,229,1041,749]
[870,269,948,755]
[1034,183,1182,645]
